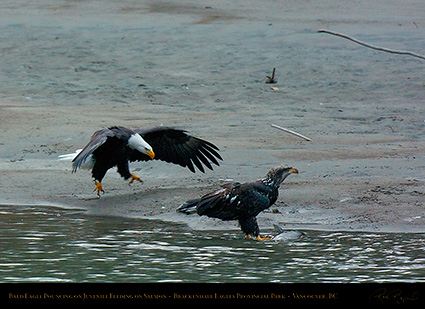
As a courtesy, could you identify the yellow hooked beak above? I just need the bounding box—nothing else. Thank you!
[145,149,155,159]
[289,168,299,174]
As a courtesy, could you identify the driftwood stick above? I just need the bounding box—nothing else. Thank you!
[318,29,425,61]
[266,67,277,84]
[271,124,312,141]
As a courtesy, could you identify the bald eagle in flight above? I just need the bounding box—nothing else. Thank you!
[60,126,222,196]
[177,165,298,240]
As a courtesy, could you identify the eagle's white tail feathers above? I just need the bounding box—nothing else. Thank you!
[58,149,82,161]
[59,149,94,171]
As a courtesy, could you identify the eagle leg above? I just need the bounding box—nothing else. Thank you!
[129,174,143,184]
[93,181,105,196]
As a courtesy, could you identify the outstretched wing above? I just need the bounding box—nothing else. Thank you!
[72,129,115,172]
[130,126,222,173]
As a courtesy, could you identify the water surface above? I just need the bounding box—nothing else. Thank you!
[1,205,424,283]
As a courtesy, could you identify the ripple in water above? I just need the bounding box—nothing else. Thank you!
[1,205,425,283]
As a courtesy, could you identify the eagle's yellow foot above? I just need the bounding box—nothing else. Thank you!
[129,174,143,184]
[93,181,104,196]
[256,235,271,241]
[246,234,270,241]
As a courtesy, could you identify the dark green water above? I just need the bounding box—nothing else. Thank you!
[1,205,424,283]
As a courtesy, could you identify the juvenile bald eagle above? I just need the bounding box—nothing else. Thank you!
[177,165,298,240]
[59,126,222,196]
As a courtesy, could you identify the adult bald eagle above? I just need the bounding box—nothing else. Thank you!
[177,165,298,240]
[59,126,222,195]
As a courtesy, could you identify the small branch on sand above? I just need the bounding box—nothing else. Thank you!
[266,68,277,84]
[271,124,312,141]
[318,29,425,61]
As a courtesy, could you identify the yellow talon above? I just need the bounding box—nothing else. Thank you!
[246,234,270,241]
[129,174,143,184]
[93,181,104,196]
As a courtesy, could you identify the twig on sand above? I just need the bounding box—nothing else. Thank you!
[271,124,312,141]
[266,68,277,84]
[317,29,425,61]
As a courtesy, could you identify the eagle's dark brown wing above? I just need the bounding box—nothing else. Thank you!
[130,126,222,173]
[196,182,272,220]
[72,128,115,172]
[195,182,241,220]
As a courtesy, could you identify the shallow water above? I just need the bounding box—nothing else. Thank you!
[1,205,425,283]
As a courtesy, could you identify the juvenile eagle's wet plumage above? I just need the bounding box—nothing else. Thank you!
[60,126,222,195]
[177,165,298,240]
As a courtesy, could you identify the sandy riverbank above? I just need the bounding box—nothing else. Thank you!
[1,0,424,233]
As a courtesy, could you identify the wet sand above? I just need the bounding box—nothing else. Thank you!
[1,0,425,233]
